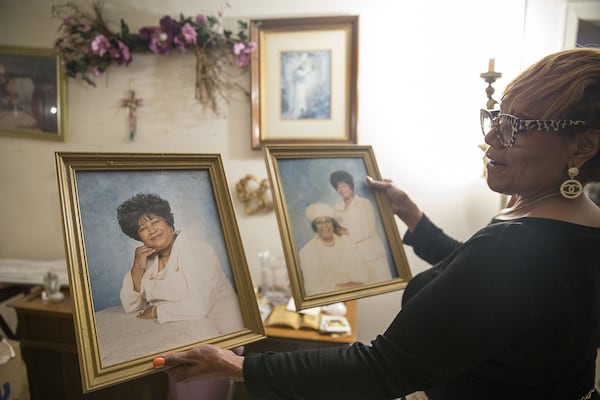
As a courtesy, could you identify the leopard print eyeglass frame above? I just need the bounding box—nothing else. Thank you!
[480,108,588,148]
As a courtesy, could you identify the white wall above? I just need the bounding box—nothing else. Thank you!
[0,0,575,342]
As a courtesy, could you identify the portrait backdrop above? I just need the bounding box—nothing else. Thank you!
[76,170,231,311]
[277,157,395,278]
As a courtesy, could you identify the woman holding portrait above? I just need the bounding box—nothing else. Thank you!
[153,48,600,399]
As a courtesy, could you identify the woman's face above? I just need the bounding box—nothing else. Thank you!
[336,181,354,200]
[137,213,175,251]
[314,217,335,241]
[484,105,576,198]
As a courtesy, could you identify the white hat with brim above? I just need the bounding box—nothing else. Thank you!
[305,203,335,221]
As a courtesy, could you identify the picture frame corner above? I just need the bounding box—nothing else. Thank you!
[0,44,67,141]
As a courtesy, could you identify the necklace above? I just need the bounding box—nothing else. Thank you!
[320,237,336,247]
[496,192,561,216]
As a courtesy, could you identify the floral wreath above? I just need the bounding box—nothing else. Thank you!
[52,1,257,114]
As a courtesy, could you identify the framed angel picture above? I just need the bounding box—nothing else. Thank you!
[250,16,359,149]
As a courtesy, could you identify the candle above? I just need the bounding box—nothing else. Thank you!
[129,80,134,91]
[488,58,495,73]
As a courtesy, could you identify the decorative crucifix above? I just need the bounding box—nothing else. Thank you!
[121,80,142,141]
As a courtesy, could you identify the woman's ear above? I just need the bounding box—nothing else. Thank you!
[572,130,600,168]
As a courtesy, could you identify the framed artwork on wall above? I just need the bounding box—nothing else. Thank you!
[264,145,412,310]
[250,16,359,150]
[0,46,66,141]
[564,2,600,48]
[55,152,264,392]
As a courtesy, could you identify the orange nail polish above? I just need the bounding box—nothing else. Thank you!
[153,357,165,368]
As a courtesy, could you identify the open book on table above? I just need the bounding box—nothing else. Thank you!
[264,304,321,330]
[263,302,352,334]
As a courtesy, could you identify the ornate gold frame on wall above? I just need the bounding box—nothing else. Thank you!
[250,16,359,150]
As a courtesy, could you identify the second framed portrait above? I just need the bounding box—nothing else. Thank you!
[264,145,412,310]
[55,152,264,392]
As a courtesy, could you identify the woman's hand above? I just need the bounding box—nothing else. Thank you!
[131,245,156,292]
[366,176,423,231]
[336,226,350,236]
[153,344,244,383]
[137,305,157,319]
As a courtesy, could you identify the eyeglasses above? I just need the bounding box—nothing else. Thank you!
[480,109,587,148]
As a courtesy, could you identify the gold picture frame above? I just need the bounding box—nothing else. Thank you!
[250,16,359,150]
[55,152,264,392]
[264,145,412,310]
[0,45,66,141]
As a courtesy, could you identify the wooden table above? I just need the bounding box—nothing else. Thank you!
[10,288,357,400]
[262,300,356,345]
[9,288,168,400]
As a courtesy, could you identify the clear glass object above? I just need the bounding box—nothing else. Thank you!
[42,271,64,302]
[258,250,290,305]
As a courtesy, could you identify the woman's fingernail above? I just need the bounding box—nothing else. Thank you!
[153,357,165,368]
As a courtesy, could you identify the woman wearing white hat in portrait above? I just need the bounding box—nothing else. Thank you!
[298,202,368,295]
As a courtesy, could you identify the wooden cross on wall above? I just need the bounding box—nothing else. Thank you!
[121,80,142,141]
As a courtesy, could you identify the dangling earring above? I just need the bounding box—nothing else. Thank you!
[560,167,583,199]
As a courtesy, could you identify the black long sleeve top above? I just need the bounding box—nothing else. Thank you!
[244,215,600,400]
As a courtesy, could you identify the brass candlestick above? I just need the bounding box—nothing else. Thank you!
[480,71,502,110]
[480,58,502,110]
[479,59,508,210]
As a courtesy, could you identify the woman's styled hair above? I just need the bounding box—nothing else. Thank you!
[502,48,600,183]
[117,193,175,241]
[330,170,354,190]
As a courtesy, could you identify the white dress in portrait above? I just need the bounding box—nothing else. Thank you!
[95,232,244,367]
[334,195,392,282]
[120,231,243,332]
[299,234,368,295]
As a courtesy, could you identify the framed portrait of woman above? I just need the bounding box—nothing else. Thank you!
[263,145,412,310]
[55,152,264,392]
